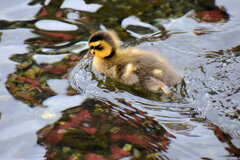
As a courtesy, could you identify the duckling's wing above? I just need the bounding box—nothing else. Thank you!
[133,53,182,86]
[143,77,171,96]
[121,63,139,85]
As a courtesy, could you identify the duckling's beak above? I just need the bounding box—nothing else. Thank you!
[84,50,94,59]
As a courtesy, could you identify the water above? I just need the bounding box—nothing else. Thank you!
[0,0,240,159]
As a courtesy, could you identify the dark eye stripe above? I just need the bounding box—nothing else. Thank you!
[90,44,103,51]
[95,44,103,50]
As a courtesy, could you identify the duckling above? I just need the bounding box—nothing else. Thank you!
[87,30,183,96]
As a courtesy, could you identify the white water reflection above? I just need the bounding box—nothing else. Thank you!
[61,0,102,13]
[0,0,40,21]
[35,20,78,31]
[0,78,44,159]
[0,27,46,159]
[33,54,69,64]
[42,94,87,113]
[0,29,36,49]
[121,15,159,38]
[47,79,69,95]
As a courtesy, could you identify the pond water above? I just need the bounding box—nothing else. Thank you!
[0,0,240,160]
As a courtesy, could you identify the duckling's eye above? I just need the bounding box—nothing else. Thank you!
[90,44,103,51]
[94,44,103,50]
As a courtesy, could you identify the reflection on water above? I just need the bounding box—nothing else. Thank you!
[37,98,173,159]
[0,0,239,159]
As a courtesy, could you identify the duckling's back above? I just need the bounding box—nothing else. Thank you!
[119,48,183,89]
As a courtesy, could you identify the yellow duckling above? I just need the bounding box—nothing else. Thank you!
[87,30,183,96]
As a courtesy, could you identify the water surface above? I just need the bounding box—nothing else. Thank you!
[0,0,240,159]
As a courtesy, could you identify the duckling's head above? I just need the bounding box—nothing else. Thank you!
[88,30,119,59]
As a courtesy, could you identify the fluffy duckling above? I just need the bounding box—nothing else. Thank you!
[87,30,183,96]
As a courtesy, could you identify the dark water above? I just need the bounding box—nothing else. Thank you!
[0,0,240,159]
